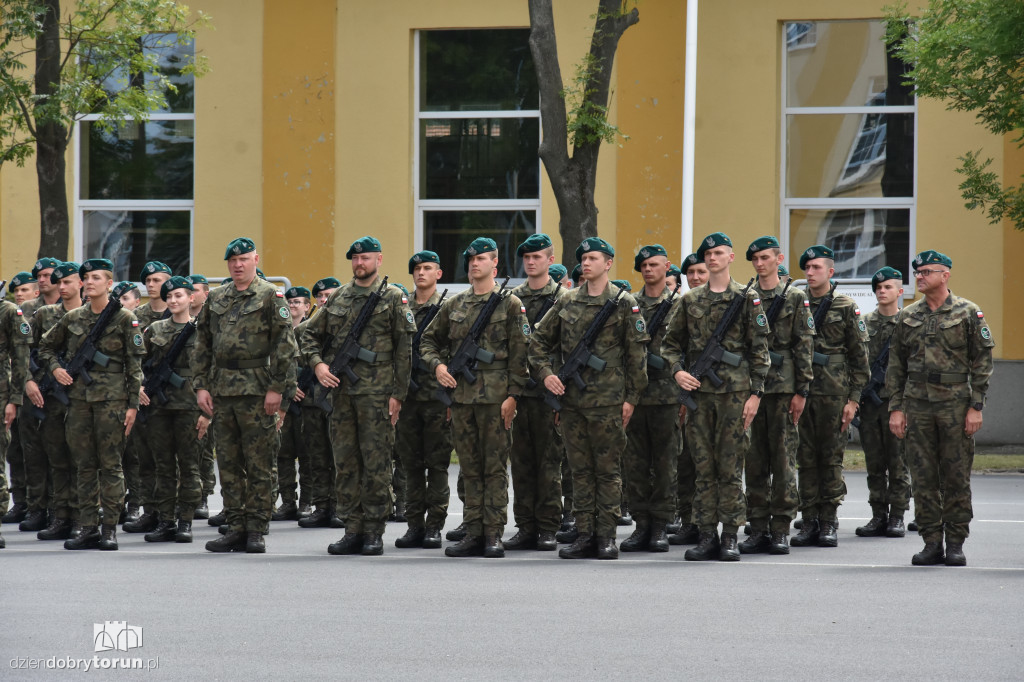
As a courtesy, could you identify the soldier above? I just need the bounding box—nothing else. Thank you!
[194,238,298,553]
[504,234,567,552]
[38,259,145,550]
[661,233,769,562]
[856,267,912,539]
[529,237,648,560]
[791,245,869,548]
[887,251,993,567]
[420,237,528,558]
[117,281,142,311]
[20,257,62,318]
[134,261,173,329]
[664,264,682,292]
[571,264,583,287]
[301,237,414,556]
[187,273,214,519]
[621,244,680,553]
[739,236,813,555]
[111,281,143,522]
[393,250,455,549]
[9,272,39,306]
[549,263,570,290]
[1,273,37,525]
[0,283,31,547]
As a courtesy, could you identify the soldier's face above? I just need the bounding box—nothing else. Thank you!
[82,271,111,300]
[703,246,734,274]
[351,253,381,281]
[144,273,171,299]
[665,275,679,290]
[13,283,38,304]
[914,267,949,294]
[191,284,209,307]
[316,288,337,307]
[521,250,554,277]
[874,279,903,306]
[119,292,140,310]
[686,264,709,289]
[804,259,834,289]
[227,252,259,285]
[751,250,782,277]
[165,288,193,314]
[58,275,82,301]
[36,269,55,294]
[467,253,497,282]
[287,297,310,322]
[639,256,669,285]
[580,252,612,281]
[412,263,442,290]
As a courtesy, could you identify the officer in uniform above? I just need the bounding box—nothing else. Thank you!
[134,261,173,329]
[194,238,298,553]
[19,257,62,318]
[740,236,813,555]
[272,286,313,521]
[887,250,994,566]
[183,274,215,520]
[1,273,37,525]
[38,259,145,550]
[0,283,31,547]
[393,250,455,549]
[420,237,529,558]
[662,233,769,561]
[856,267,912,538]
[791,245,869,548]
[529,237,648,560]
[301,237,414,556]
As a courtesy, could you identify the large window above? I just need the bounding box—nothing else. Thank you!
[76,34,195,281]
[782,21,915,284]
[415,29,540,284]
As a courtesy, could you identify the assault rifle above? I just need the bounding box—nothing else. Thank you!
[139,319,197,422]
[436,277,511,407]
[646,281,681,371]
[765,277,793,368]
[810,281,838,366]
[860,337,892,407]
[287,366,317,416]
[409,288,448,392]
[542,289,625,412]
[677,278,755,412]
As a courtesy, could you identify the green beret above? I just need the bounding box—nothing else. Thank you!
[696,232,732,261]
[571,264,582,285]
[575,237,614,262]
[50,261,81,283]
[871,266,902,290]
[516,233,553,257]
[160,275,194,301]
[549,263,568,283]
[633,244,668,272]
[611,279,632,292]
[778,264,789,277]
[312,277,341,295]
[256,268,267,281]
[188,273,208,285]
[681,253,701,273]
[9,272,36,291]
[285,286,311,300]
[746,235,781,261]
[912,250,952,270]
[798,244,835,270]
[112,281,138,298]
[346,236,382,259]
[408,250,440,274]
[667,264,682,279]
[224,238,256,260]
[392,283,409,296]
[463,237,497,271]
[32,257,62,278]
[140,261,172,280]
[81,258,114,277]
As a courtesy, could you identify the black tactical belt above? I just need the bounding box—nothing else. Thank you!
[216,357,271,370]
[908,371,969,384]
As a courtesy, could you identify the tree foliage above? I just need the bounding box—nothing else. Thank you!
[886,0,1024,229]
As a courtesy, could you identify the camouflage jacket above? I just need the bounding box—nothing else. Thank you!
[863,310,899,400]
[19,294,51,319]
[808,291,869,401]
[0,301,32,406]
[192,277,298,398]
[661,278,770,394]
[420,283,529,405]
[38,304,144,407]
[135,301,171,331]
[23,301,80,384]
[529,281,649,408]
[512,277,567,399]
[143,318,199,411]
[408,289,448,402]
[885,292,994,409]
[300,277,415,400]
[638,285,681,405]
[756,280,815,396]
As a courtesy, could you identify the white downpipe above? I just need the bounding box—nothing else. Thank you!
[681,0,698,259]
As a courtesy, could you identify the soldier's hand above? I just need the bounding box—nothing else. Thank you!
[742,395,761,430]
[264,390,283,416]
[53,367,73,386]
[501,396,516,430]
[124,408,137,436]
[889,410,907,439]
[840,400,858,433]
[197,389,214,416]
[674,370,700,391]
[25,380,44,409]
[678,404,687,425]
[965,407,983,436]
[315,362,340,389]
[543,375,565,396]
[197,414,211,440]
[622,402,635,429]
[435,363,457,389]
[389,397,402,427]
[4,403,15,430]
[139,387,151,407]
[294,387,305,401]
[789,394,806,425]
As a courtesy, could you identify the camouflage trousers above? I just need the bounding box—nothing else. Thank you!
[390,443,406,513]
[276,408,312,506]
[199,429,217,497]
[675,430,695,524]
[394,399,452,530]
[560,405,625,538]
[122,425,142,507]
[684,391,748,534]
[746,393,800,533]
[859,400,912,516]
[904,397,973,544]
[560,447,573,510]
[66,400,127,527]
[0,425,10,513]
[6,418,24,505]
[144,408,204,522]
[329,393,394,535]
[450,403,511,537]
[796,394,848,522]
[213,396,277,534]
[20,401,71,517]
[131,423,158,512]
[302,405,335,508]
[510,396,563,533]
[624,404,680,526]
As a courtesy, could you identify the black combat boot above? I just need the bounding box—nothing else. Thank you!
[555,525,579,544]
[502,528,537,550]
[394,526,426,548]
[69,522,83,539]
[648,522,670,553]
[855,513,888,537]
[885,514,906,538]
[329,502,345,528]
[719,533,740,561]
[0,530,5,549]
[537,530,557,551]
[483,532,504,558]
[123,511,159,533]
[205,530,246,553]
[175,520,193,543]
[617,503,633,526]
[818,519,839,547]
[558,533,597,560]
[298,503,313,519]
[944,541,966,566]
[907,520,919,532]
[769,531,790,555]
[64,525,101,550]
[19,509,48,532]
[327,533,365,555]
[445,534,484,558]
[271,501,298,521]
[193,496,209,520]
[361,533,383,556]
[144,519,177,542]
[739,530,771,554]
[445,522,468,542]
[394,499,407,523]
[207,509,227,526]
[559,510,576,533]
[668,523,700,545]
[619,524,651,552]
[684,531,720,561]
[422,527,442,549]
[37,517,72,541]
[793,518,804,530]
[123,502,141,523]
[298,506,331,528]
[790,517,820,547]
[912,540,945,566]
[665,515,682,535]
[98,524,119,551]
[597,537,619,560]
[246,531,266,554]
[2,502,28,524]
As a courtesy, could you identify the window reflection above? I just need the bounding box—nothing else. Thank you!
[82,120,194,200]
[83,210,191,281]
[95,33,195,113]
[424,211,535,283]
[790,208,909,282]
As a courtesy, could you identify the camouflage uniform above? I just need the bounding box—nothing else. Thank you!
[746,281,814,533]
[0,301,31,513]
[509,278,566,537]
[141,319,204,522]
[300,278,414,536]
[199,430,217,498]
[661,279,770,534]
[674,432,694,529]
[860,310,911,518]
[797,291,868,525]
[129,301,169,514]
[395,290,454,531]
[528,282,648,538]
[276,354,312,508]
[38,302,145,527]
[18,295,48,320]
[420,285,529,538]
[193,277,298,534]
[885,292,994,546]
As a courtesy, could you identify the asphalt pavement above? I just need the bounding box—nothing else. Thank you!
[2,470,1022,681]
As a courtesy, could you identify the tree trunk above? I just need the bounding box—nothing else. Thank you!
[35,0,70,260]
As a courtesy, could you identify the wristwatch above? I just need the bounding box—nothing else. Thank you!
[750,390,763,398]
[796,389,809,398]
[972,402,983,411]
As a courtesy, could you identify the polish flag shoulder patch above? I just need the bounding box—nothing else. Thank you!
[520,305,526,314]
[631,305,640,314]
[275,291,284,297]
[855,309,862,315]
[131,320,139,327]
[752,298,761,306]
[977,310,984,318]
[803,300,810,307]
[402,296,408,304]
[16,309,23,316]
